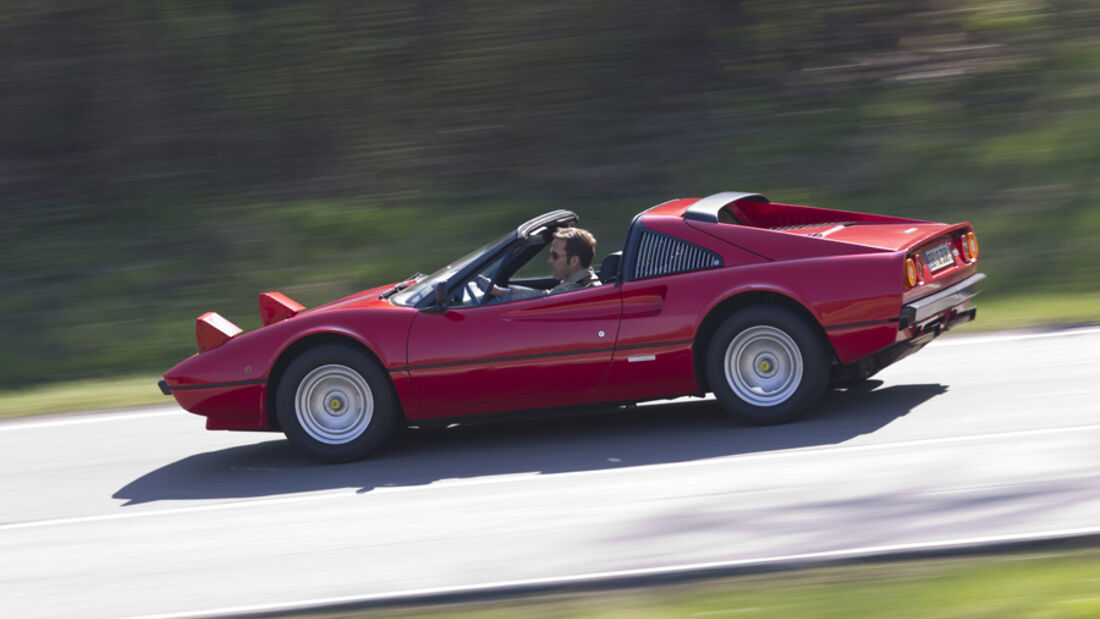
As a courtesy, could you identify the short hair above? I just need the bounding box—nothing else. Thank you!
[553,227,596,268]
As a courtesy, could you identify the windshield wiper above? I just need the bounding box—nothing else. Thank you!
[381,273,427,299]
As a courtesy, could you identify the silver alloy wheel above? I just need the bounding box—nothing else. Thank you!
[723,325,804,407]
[294,364,374,445]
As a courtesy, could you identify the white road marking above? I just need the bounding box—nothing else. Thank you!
[0,490,356,532]
[5,422,1100,533]
[122,525,1100,619]
[932,325,1100,347]
[0,409,178,432]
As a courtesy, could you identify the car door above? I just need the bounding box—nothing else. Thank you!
[406,285,623,418]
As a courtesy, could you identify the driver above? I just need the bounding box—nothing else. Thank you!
[483,227,599,300]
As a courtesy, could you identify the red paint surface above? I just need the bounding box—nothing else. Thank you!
[259,291,306,326]
[195,312,242,353]
[405,285,622,418]
[163,196,983,431]
[172,383,267,430]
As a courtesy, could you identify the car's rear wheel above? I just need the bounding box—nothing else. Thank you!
[706,306,828,425]
[276,344,398,463]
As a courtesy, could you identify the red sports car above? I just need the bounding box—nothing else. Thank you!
[160,192,985,462]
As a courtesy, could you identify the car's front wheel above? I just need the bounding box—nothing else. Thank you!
[276,344,399,463]
[706,306,829,425]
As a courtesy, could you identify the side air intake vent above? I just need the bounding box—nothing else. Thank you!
[634,230,723,280]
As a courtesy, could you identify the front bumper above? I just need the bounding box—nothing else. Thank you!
[900,273,986,329]
[157,378,269,430]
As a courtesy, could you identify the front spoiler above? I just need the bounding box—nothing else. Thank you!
[900,273,986,329]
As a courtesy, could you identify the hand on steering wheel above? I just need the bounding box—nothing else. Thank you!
[462,280,483,305]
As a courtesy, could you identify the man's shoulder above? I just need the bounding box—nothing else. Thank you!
[551,268,599,293]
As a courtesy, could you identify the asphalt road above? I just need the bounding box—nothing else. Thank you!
[2,326,1099,618]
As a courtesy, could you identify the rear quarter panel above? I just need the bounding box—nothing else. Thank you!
[634,217,908,370]
[693,253,905,365]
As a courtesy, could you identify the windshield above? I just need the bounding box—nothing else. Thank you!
[390,232,513,307]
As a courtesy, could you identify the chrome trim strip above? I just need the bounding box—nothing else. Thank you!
[627,355,656,363]
[900,273,987,328]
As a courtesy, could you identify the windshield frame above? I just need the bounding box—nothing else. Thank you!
[388,209,581,310]
[389,231,517,308]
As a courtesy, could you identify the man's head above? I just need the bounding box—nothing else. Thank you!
[547,227,596,282]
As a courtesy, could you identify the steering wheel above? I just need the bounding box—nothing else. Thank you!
[461,280,484,306]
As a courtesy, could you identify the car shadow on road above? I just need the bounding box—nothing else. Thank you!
[113,381,947,505]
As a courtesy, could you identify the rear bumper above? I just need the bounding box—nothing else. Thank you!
[829,272,985,385]
[900,273,986,329]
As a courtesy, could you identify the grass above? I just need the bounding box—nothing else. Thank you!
[1,290,1096,422]
[0,374,169,420]
[963,292,1100,332]
[307,548,1100,618]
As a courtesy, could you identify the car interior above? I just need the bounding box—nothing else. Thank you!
[450,224,624,308]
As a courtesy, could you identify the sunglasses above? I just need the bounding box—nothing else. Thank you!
[549,251,569,261]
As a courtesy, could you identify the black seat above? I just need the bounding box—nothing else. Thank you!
[598,251,622,284]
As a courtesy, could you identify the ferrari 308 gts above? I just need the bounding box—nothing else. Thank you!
[159,192,985,462]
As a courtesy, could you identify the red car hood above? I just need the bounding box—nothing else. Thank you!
[301,282,401,314]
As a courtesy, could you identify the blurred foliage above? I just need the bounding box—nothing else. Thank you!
[2,1,1099,387]
[322,549,1100,618]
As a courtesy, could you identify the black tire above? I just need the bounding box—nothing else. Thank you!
[275,344,399,463]
[705,305,829,425]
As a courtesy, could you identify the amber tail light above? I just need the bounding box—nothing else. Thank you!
[967,231,979,261]
[958,231,979,263]
[905,257,920,289]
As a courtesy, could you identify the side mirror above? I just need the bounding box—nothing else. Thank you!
[429,282,448,312]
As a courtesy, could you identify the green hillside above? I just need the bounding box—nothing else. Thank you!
[3,1,1099,388]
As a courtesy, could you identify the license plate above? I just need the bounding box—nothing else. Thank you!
[924,243,954,272]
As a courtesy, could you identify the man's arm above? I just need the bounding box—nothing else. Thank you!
[477,275,546,302]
